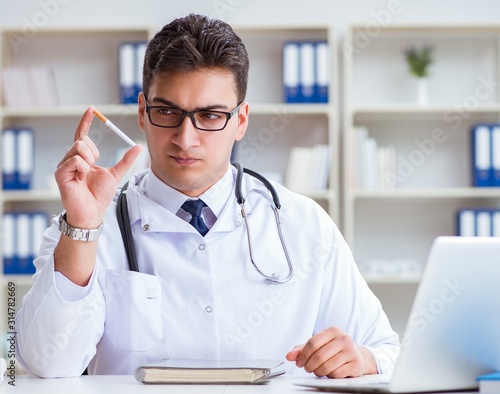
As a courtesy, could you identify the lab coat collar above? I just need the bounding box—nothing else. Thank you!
[122,166,263,234]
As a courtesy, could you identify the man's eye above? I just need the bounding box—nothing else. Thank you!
[157,108,177,116]
[200,112,223,120]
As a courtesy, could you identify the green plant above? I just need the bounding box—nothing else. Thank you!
[403,44,434,78]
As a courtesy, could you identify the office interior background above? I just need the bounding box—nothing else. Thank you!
[1,0,500,346]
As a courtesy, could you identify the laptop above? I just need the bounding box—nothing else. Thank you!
[295,236,500,393]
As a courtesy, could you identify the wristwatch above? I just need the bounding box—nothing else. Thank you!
[58,213,103,242]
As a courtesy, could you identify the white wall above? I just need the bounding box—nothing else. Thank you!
[1,0,500,35]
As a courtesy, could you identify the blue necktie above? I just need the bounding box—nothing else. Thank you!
[181,199,209,236]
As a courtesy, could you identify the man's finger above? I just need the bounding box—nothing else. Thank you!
[285,345,304,362]
[74,106,95,142]
[110,144,144,182]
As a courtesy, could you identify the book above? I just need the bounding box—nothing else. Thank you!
[472,125,492,187]
[477,371,500,393]
[299,42,315,102]
[1,66,59,107]
[315,41,329,103]
[134,359,284,384]
[282,42,300,103]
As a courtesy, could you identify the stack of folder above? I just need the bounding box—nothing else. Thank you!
[282,41,329,103]
[457,208,500,237]
[2,128,34,190]
[3,212,48,274]
[284,144,330,193]
[1,65,59,107]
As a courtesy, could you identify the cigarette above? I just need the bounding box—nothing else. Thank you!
[93,108,136,147]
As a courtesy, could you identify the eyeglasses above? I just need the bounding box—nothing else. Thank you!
[144,95,243,132]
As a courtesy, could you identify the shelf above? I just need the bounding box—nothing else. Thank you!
[2,190,61,202]
[1,104,139,118]
[249,103,332,115]
[350,188,500,200]
[351,103,500,116]
[1,274,33,286]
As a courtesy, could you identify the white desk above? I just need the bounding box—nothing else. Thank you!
[0,375,478,394]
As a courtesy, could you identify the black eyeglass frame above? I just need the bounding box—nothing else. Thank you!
[143,95,244,132]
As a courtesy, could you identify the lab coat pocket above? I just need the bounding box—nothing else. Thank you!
[105,269,162,351]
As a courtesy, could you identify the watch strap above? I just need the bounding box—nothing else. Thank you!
[58,213,103,242]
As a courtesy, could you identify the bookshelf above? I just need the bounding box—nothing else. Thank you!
[343,24,500,332]
[0,25,339,356]
[232,25,339,220]
[0,27,152,357]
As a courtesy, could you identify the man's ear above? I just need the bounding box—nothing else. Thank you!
[137,92,146,132]
[235,101,249,142]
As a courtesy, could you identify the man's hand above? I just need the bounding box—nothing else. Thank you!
[55,106,143,228]
[53,106,143,285]
[286,326,378,378]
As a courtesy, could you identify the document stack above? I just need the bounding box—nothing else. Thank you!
[1,66,59,107]
[3,212,48,274]
[282,41,329,103]
[457,208,500,237]
[471,124,500,187]
[2,128,34,190]
[347,126,396,191]
[119,41,147,104]
[284,144,330,193]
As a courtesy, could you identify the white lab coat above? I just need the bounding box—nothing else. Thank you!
[16,166,400,377]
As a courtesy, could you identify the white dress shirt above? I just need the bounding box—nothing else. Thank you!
[16,165,400,377]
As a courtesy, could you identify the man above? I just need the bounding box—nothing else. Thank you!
[16,14,399,378]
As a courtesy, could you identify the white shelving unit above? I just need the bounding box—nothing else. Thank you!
[343,24,500,333]
[233,25,339,220]
[0,27,153,357]
[0,24,339,355]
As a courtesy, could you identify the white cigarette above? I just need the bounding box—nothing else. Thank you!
[93,108,136,147]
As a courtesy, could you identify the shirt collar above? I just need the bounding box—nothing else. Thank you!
[144,166,234,218]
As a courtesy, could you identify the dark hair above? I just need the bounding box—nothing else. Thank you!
[143,14,249,103]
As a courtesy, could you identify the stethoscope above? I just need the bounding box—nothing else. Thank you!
[116,162,294,284]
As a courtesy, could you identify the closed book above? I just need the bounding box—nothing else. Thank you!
[282,42,300,103]
[2,129,16,189]
[284,146,314,193]
[2,213,16,274]
[16,128,34,190]
[299,42,315,103]
[314,41,329,103]
[476,210,492,237]
[477,371,500,393]
[134,359,284,384]
[472,125,492,187]
[492,211,500,237]
[457,209,476,236]
[16,213,34,274]
[119,42,137,104]
[491,126,500,186]
[134,42,147,100]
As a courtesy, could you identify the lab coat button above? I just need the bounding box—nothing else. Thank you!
[205,306,213,313]
[235,221,241,227]
[143,224,149,231]
[199,244,206,250]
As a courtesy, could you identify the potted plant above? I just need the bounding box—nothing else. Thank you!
[403,44,434,106]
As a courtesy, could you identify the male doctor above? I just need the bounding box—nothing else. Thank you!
[16,14,400,378]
